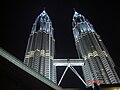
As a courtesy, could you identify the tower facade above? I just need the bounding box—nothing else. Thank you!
[72,11,120,87]
[23,10,120,88]
[24,10,56,83]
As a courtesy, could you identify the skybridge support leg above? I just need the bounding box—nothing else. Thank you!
[69,66,87,86]
[58,64,70,86]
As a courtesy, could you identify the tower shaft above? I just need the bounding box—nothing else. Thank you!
[24,10,56,83]
[72,11,120,87]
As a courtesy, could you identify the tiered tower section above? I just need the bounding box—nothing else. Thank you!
[72,11,120,87]
[24,10,56,83]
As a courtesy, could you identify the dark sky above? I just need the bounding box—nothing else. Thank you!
[1,0,120,88]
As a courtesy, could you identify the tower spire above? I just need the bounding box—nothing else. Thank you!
[73,8,76,12]
[31,10,51,33]
[43,7,46,11]
[72,11,95,33]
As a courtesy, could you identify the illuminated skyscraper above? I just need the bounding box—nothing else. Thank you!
[72,11,120,87]
[23,10,85,86]
[24,10,56,83]
[23,10,120,88]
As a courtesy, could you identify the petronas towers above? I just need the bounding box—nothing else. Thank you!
[24,10,56,83]
[24,10,120,88]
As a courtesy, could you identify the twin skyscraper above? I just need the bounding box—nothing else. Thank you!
[24,10,120,88]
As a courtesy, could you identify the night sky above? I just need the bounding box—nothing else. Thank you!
[1,0,120,88]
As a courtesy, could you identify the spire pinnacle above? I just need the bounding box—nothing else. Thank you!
[73,8,76,12]
[44,7,46,10]
[41,10,46,15]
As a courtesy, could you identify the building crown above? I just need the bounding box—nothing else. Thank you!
[72,11,95,33]
[31,10,52,34]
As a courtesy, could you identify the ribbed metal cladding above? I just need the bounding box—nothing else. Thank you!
[24,10,57,84]
[72,11,120,87]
